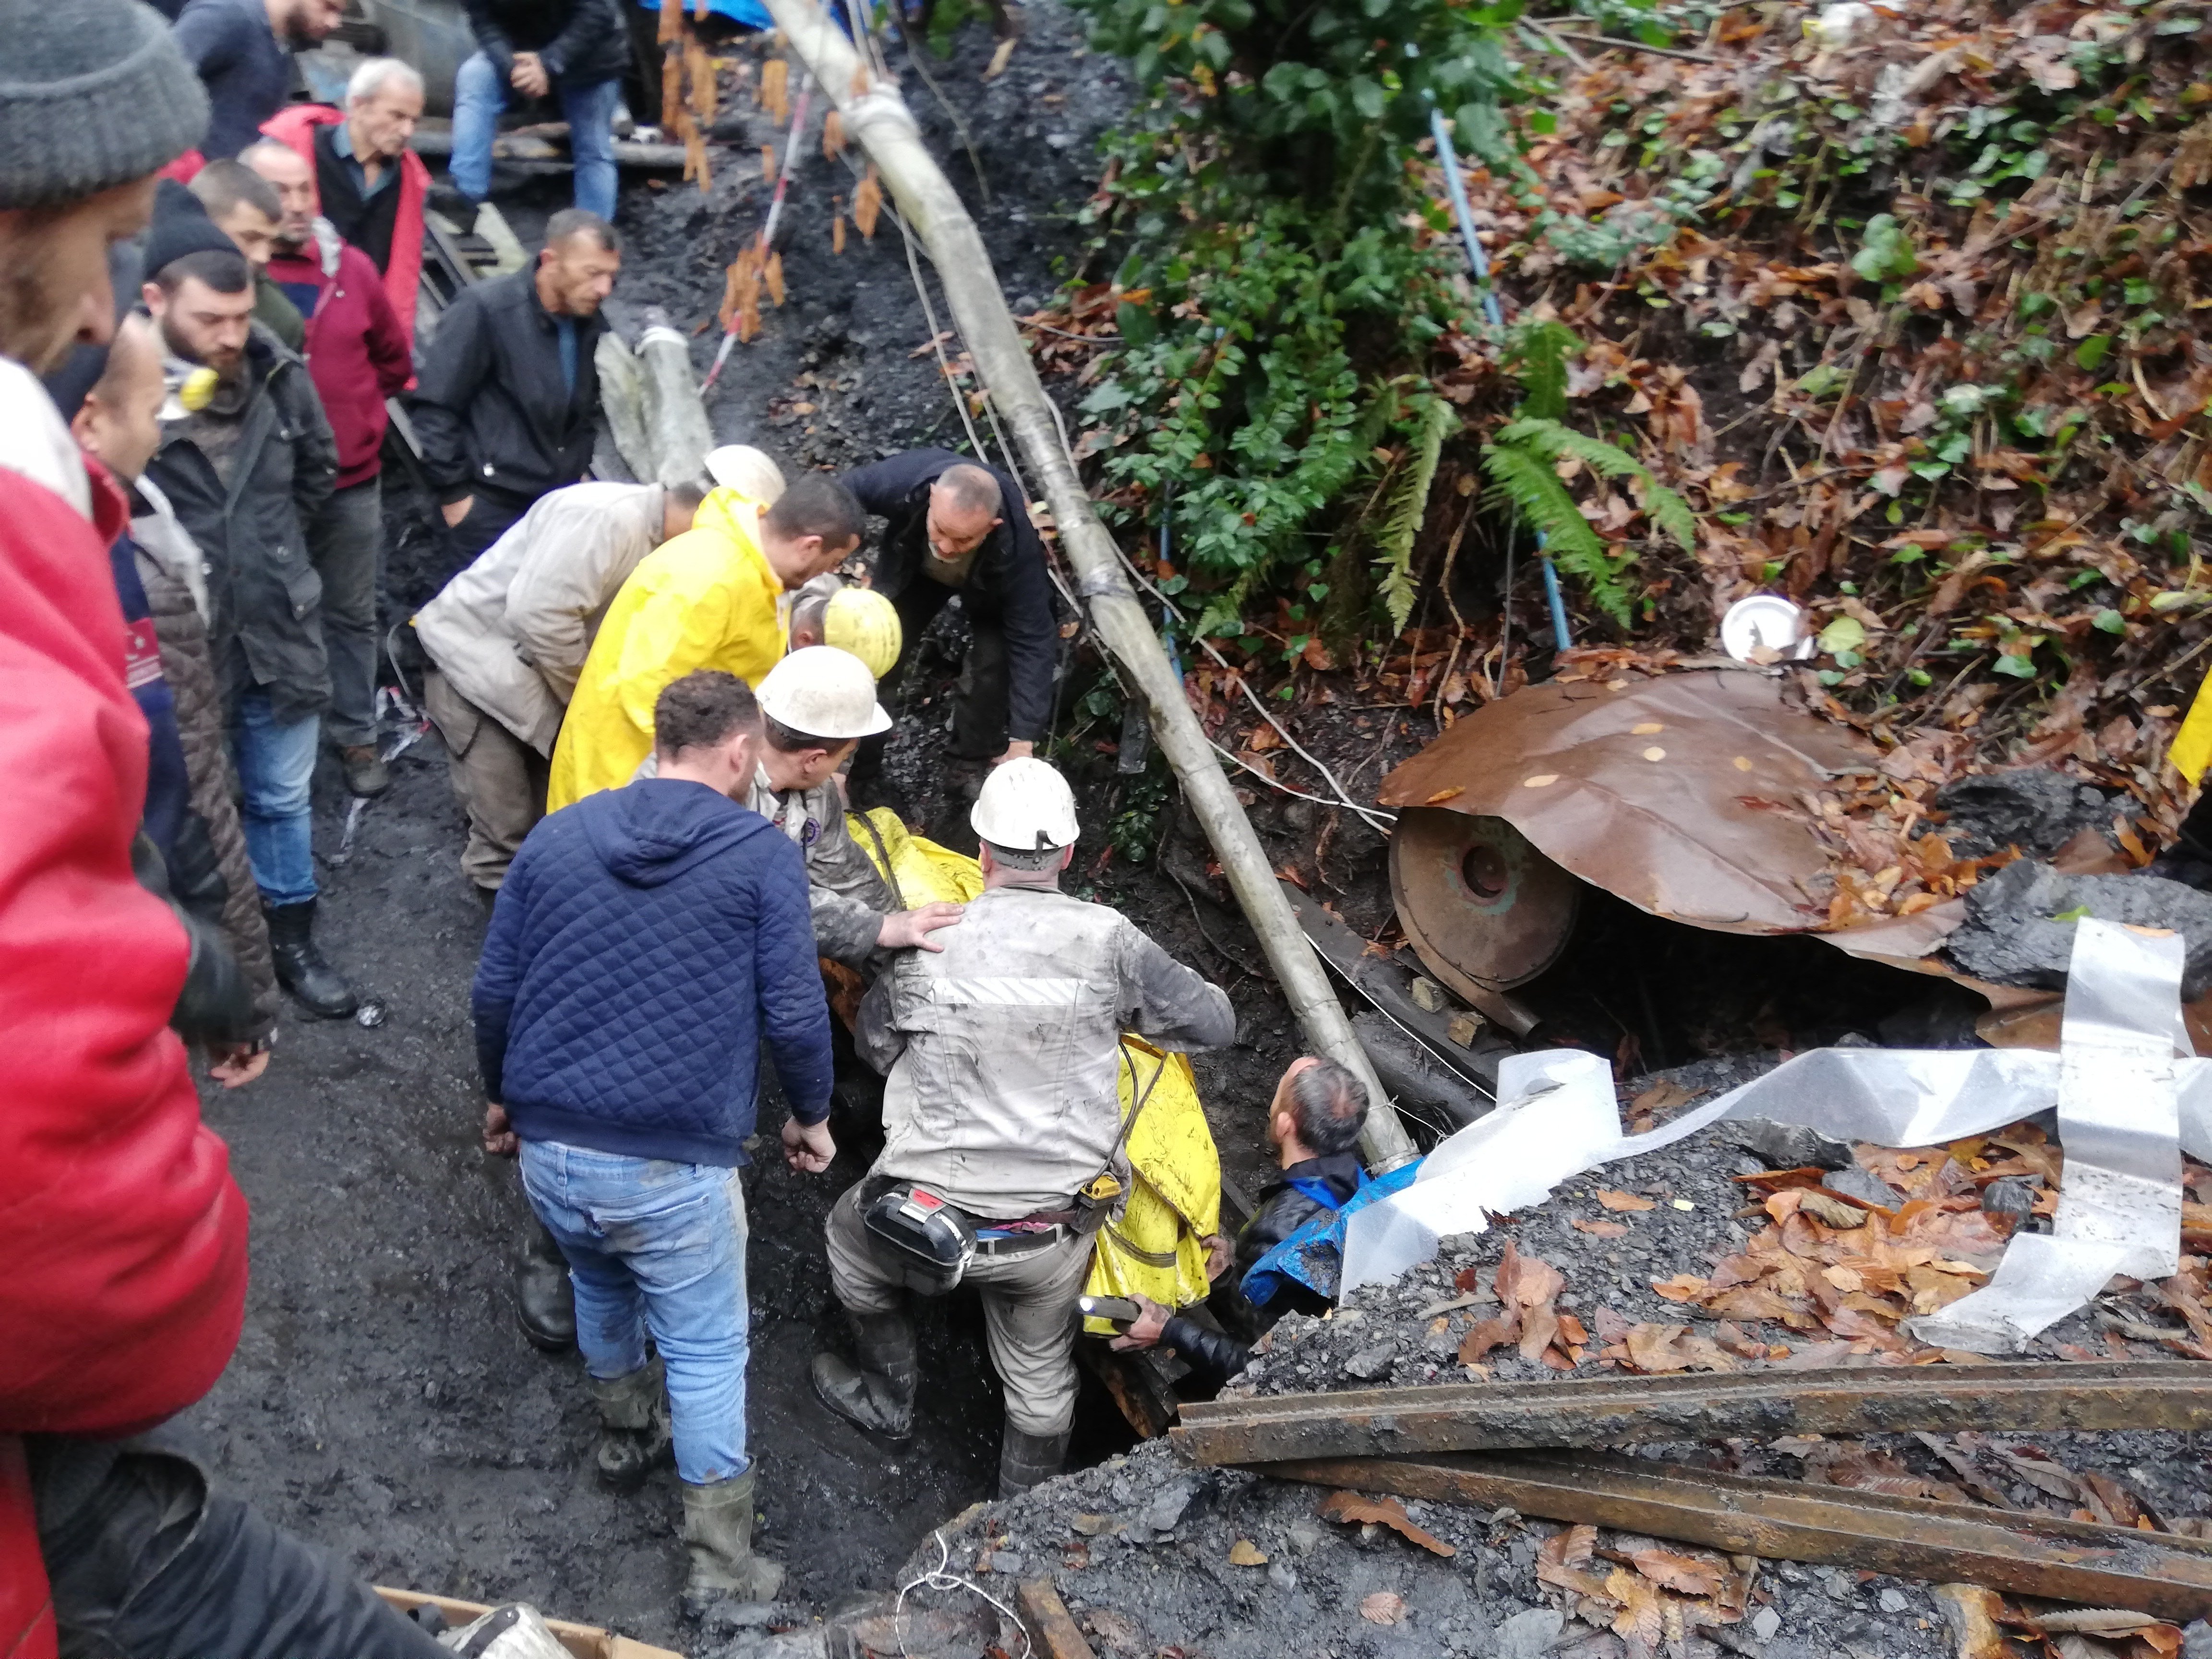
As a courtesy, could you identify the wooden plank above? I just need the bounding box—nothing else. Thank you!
[373,1587,686,1659]
[1017,1579,1097,1659]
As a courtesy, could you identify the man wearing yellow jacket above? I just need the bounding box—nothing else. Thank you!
[547,473,867,810]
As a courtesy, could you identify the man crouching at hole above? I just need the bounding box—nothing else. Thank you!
[813,758,1237,1495]
[472,669,835,1613]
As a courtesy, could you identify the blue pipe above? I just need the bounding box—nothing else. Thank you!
[1428,106,1575,653]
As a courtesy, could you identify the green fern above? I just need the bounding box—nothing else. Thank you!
[1480,445,1632,626]
[1373,396,1455,635]
[1493,417,1698,554]
[1504,321,1582,422]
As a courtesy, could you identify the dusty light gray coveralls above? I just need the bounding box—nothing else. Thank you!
[825,882,1235,1433]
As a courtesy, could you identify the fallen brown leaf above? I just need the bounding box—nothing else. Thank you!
[1458,1313,1518,1363]
[1359,1591,1405,1627]
[983,35,1018,79]
[1227,1538,1268,1567]
[1631,1547,1727,1597]
[1932,1584,2012,1659]
[1606,1566,1665,1643]
[1318,1490,1456,1557]
[1572,1218,1630,1237]
[1596,1189,1657,1213]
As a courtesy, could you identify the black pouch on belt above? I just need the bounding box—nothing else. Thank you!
[862,1182,978,1295]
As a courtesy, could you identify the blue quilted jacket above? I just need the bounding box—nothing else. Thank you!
[472,777,834,1166]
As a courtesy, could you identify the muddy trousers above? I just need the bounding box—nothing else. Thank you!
[823,1183,1091,1435]
[423,671,549,891]
[28,1434,448,1659]
[520,1140,755,1483]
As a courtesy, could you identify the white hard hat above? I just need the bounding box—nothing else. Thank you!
[756,646,892,740]
[705,444,787,503]
[971,757,1080,852]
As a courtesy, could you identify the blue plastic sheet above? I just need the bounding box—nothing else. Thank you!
[1241,1160,1424,1309]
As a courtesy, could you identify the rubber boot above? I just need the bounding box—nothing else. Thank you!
[679,1469,786,1613]
[513,1219,576,1352]
[997,1423,1069,1498]
[340,744,390,798]
[264,899,359,1019]
[584,1356,673,1492]
[809,1311,916,1439]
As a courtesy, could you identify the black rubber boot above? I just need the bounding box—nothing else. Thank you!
[263,900,359,1019]
[996,1424,1069,1498]
[809,1311,916,1438]
[514,1219,576,1352]
[584,1356,673,1491]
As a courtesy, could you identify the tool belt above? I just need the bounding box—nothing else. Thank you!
[859,1175,1095,1296]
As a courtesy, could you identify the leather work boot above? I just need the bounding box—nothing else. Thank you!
[340,743,390,798]
[263,900,359,1019]
[809,1311,916,1438]
[514,1220,576,1351]
[680,1469,786,1614]
[585,1356,673,1491]
[997,1424,1070,1497]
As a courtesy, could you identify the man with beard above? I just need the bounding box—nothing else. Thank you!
[171,0,347,160]
[243,138,412,799]
[139,187,356,1019]
[409,209,619,566]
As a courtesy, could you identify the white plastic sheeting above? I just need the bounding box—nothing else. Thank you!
[1339,919,2212,1353]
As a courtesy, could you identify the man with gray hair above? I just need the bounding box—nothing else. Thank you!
[262,57,432,349]
[815,757,1234,1497]
[1110,1055,1374,1384]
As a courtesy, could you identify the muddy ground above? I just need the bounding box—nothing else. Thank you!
[179,7,1338,1645]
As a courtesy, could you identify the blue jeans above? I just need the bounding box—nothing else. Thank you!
[230,688,319,907]
[519,1140,752,1485]
[451,53,620,222]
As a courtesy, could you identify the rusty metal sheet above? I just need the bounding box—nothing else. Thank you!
[1173,1362,2212,1467]
[1380,670,1880,936]
[1255,1451,2212,1622]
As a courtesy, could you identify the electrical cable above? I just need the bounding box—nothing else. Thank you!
[896,1529,1032,1659]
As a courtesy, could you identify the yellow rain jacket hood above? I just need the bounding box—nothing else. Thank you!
[548,486,785,811]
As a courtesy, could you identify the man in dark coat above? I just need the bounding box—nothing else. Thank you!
[838,448,1058,807]
[139,189,355,1020]
[407,209,618,577]
[170,0,345,159]
[454,0,628,221]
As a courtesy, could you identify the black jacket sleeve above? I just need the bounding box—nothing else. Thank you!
[462,0,518,78]
[991,489,1058,742]
[538,0,621,82]
[407,289,494,502]
[1161,1313,1251,1386]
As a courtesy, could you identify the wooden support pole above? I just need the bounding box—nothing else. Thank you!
[761,0,1417,1170]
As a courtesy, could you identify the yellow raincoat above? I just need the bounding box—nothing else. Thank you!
[546,486,784,811]
[2175,673,2212,787]
[845,808,1222,1330]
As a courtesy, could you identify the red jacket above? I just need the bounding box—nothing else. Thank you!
[268,228,412,489]
[0,382,251,1659]
[262,103,430,353]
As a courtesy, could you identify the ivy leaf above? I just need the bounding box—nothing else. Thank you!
[2075,335,2113,371]
[2092,608,2126,634]
[1817,616,1866,656]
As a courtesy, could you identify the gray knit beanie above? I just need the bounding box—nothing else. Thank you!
[0,0,211,211]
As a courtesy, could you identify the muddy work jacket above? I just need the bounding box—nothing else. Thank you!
[855,884,1236,1219]
[745,767,894,969]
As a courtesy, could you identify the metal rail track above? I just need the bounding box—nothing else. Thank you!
[1174,1362,2212,1466]
[1255,1450,2212,1623]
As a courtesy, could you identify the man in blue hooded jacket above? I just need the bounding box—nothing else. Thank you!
[471,668,834,1614]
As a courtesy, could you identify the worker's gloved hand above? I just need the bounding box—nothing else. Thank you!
[877,901,964,952]
[483,1102,519,1157]
[783,1115,835,1174]
[1109,1296,1171,1352]
[1201,1233,1233,1281]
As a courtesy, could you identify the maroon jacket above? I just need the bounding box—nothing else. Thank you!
[267,223,410,490]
